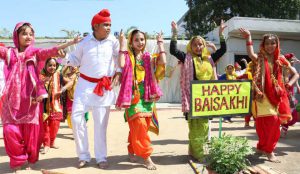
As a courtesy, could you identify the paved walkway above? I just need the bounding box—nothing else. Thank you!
[0,104,299,174]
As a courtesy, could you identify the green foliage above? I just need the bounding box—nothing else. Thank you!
[185,0,300,36]
[207,134,254,174]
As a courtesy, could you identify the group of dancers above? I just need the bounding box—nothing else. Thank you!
[0,8,299,173]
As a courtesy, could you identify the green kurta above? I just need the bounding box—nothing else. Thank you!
[125,83,154,121]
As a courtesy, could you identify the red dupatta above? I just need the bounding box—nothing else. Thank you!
[254,36,291,123]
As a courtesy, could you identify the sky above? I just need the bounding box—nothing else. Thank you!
[0,0,188,37]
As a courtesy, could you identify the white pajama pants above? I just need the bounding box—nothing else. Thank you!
[71,102,110,163]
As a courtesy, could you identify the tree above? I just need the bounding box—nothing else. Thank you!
[184,0,300,36]
[61,29,80,38]
[0,28,12,38]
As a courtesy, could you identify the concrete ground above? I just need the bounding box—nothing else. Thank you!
[0,103,300,174]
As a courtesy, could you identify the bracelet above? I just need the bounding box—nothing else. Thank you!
[246,41,253,46]
[159,51,166,55]
[244,34,250,39]
[119,50,128,54]
[285,83,292,90]
[157,40,163,44]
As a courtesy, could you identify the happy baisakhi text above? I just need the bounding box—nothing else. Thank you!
[191,81,251,117]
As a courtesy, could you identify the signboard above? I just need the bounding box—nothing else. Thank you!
[191,80,252,118]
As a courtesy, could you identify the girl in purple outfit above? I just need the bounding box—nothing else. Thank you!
[0,22,79,172]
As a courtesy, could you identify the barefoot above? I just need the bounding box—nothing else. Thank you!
[266,152,281,163]
[244,123,251,128]
[41,146,50,154]
[128,153,137,163]
[13,166,21,174]
[280,129,287,138]
[50,144,59,149]
[255,149,264,156]
[25,163,32,170]
[144,157,156,170]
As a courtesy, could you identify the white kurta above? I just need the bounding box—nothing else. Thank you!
[62,34,120,163]
[236,69,246,76]
[63,34,120,106]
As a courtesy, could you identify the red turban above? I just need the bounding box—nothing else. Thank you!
[91,9,111,26]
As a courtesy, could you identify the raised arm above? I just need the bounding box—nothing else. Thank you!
[211,19,227,63]
[239,28,258,61]
[156,32,166,65]
[286,65,299,88]
[37,36,82,61]
[118,29,126,68]
[57,36,81,50]
[169,21,186,63]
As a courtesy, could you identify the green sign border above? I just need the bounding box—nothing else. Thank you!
[190,80,252,119]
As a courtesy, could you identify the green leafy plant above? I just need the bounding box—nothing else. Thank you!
[206,134,254,174]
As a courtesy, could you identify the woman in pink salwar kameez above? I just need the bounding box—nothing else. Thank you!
[0,22,79,172]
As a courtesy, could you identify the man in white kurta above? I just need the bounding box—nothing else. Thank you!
[62,9,120,169]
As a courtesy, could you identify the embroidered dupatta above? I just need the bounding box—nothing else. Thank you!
[40,69,62,121]
[1,22,45,124]
[115,52,162,108]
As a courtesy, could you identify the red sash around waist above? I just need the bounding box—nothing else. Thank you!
[80,73,112,96]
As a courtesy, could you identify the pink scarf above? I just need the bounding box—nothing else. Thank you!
[116,52,162,108]
[1,22,58,124]
[180,54,194,112]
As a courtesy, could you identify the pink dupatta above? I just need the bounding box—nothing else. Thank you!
[1,22,58,124]
[180,54,194,112]
[116,52,162,108]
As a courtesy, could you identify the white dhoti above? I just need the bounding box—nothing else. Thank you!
[71,102,110,163]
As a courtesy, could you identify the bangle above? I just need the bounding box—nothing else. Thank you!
[159,51,166,55]
[119,50,128,54]
[244,34,250,39]
[157,40,163,44]
[285,83,292,90]
[246,41,253,46]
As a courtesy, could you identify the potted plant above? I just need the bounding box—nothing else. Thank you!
[205,134,254,174]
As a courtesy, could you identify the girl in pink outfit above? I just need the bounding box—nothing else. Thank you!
[0,22,79,172]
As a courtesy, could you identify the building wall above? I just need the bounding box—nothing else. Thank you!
[217,38,300,74]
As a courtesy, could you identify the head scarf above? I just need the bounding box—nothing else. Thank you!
[225,64,237,80]
[186,36,210,59]
[127,29,147,66]
[13,22,35,50]
[254,34,291,123]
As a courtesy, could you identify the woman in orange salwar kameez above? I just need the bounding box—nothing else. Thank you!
[116,29,166,170]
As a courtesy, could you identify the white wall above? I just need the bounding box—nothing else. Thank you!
[0,39,188,103]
